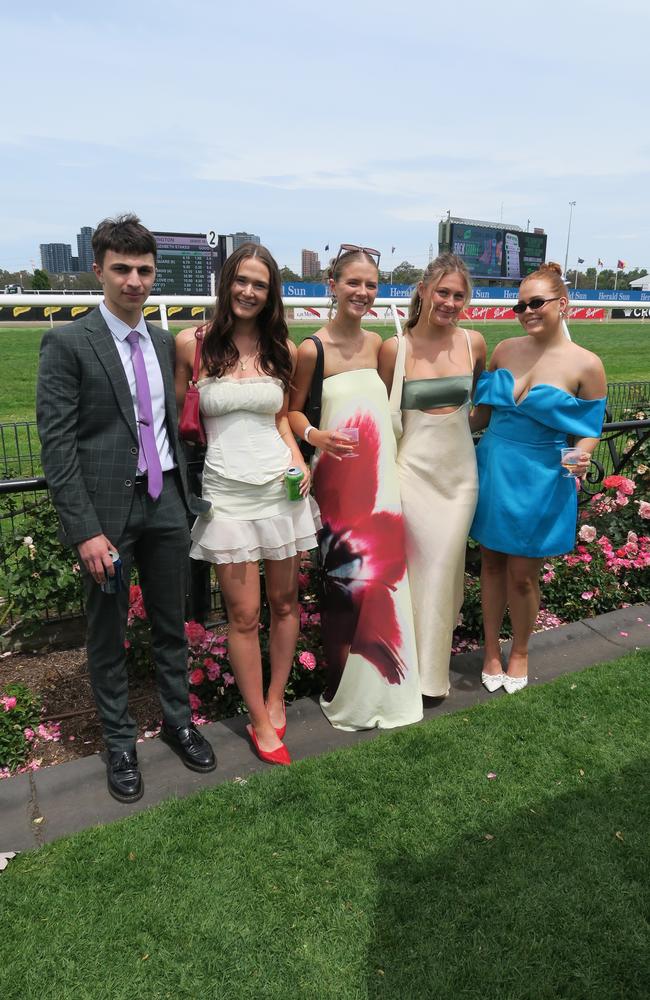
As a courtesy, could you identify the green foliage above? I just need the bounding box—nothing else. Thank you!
[385,260,423,284]
[30,268,50,290]
[0,493,82,633]
[0,682,41,771]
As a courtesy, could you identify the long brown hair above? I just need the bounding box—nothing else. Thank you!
[202,243,292,389]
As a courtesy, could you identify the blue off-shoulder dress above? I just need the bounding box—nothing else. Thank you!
[470,369,606,557]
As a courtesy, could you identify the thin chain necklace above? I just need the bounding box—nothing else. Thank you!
[237,343,259,371]
[239,351,258,371]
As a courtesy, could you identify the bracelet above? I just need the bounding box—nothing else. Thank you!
[303,425,315,443]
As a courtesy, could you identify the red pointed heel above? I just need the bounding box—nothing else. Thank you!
[247,725,291,766]
[265,700,287,739]
[273,701,287,740]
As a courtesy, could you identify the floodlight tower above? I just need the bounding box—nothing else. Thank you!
[563,201,576,278]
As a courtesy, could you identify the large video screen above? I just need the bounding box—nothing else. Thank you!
[152,233,214,295]
[449,223,547,280]
[450,224,503,278]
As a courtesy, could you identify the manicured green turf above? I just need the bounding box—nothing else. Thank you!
[294,321,650,383]
[1,323,649,423]
[2,651,649,999]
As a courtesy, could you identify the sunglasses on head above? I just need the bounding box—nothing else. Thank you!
[333,243,381,268]
[512,296,562,315]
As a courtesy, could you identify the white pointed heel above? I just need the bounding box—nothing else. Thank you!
[481,672,505,693]
[503,674,528,694]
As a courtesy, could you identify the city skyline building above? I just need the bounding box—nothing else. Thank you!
[76,226,95,271]
[230,231,260,251]
[40,243,72,273]
[301,249,321,278]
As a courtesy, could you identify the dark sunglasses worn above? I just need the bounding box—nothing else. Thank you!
[333,243,381,268]
[512,296,562,315]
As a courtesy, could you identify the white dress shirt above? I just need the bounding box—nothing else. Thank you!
[99,301,175,473]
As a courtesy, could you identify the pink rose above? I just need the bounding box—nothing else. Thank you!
[24,727,35,741]
[581,591,594,600]
[185,621,207,646]
[578,524,597,543]
[627,531,638,544]
[1,696,17,711]
[188,693,202,710]
[298,651,317,671]
[206,664,221,682]
[616,492,629,507]
[189,668,205,686]
[222,672,235,687]
[639,500,650,520]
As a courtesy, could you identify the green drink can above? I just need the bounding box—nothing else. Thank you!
[284,466,304,502]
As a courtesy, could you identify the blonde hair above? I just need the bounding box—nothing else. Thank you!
[405,252,472,330]
[520,261,568,298]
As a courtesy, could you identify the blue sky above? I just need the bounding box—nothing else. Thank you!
[1,0,648,276]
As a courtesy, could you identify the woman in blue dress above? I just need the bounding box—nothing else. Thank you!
[470,262,607,693]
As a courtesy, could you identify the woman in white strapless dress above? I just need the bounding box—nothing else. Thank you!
[175,244,320,766]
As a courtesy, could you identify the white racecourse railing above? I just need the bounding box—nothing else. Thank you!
[0,293,633,341]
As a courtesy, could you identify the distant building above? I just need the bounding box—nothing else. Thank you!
[76,226,95,271]
[230,231,261,251]
[40,243,72,273]
[70,256,80,272]
[301,249,321,278]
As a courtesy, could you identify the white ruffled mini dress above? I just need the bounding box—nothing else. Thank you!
[190,375,321,564]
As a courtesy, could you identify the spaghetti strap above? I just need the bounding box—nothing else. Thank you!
[462,327,473,370]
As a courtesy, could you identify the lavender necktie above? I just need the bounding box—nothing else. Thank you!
[126,330,163,500]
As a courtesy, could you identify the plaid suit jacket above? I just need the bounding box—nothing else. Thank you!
[36,307,208,547]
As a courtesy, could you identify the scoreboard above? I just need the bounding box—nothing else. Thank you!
[152,232,215,295]
[443,222,547,280]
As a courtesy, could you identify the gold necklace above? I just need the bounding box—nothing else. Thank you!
[239,352,258,371]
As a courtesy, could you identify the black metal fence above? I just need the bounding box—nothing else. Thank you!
[1,381,649,634]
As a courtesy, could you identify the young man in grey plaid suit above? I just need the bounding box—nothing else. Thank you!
[37,215,215,802]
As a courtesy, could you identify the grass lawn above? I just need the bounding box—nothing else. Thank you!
[1,322,649,423]
[2,650,649,999]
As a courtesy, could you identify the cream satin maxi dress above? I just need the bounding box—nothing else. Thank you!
[392,329,478,697]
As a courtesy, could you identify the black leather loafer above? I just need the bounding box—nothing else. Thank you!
[161,723,216,773]
[107,750,144,803]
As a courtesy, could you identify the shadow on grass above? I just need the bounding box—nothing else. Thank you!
[367,758,650,1000]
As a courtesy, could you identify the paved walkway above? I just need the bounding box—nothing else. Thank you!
[2,604,649,854]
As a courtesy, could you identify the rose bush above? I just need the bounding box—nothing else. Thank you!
[124,553,325,725]
[0,494,82,635]
[0,682,43,774]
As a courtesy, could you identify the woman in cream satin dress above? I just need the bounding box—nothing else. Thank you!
[379,254,486,697]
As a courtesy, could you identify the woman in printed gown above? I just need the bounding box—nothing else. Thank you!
[470,262,607,694]
[288,245,422,730]
[175,244,320,764]
[379,254,486,697]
